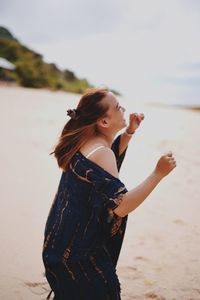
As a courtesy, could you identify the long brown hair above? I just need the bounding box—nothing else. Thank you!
[50,87,110,171]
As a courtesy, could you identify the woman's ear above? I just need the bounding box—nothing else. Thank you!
[97,118,109,128]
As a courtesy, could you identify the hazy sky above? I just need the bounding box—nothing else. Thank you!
[1,0,200,105]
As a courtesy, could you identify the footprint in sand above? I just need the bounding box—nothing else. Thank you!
[173,219,187,225]
[135,256,149,261]
[127,266,138,271]
[23,281,50,296]
[145,292,166,300]
[119,266,138,273]
[144,279,156,286]
[24,281,48,288]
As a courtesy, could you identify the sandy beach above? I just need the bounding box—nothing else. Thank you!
[0,86,199,300]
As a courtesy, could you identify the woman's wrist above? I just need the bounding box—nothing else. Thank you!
[152,170,164,181]
[125,127,136,136]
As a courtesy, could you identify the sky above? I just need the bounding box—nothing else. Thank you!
[1,0,200,106]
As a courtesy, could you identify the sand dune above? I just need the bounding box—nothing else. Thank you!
[0,86,199,299]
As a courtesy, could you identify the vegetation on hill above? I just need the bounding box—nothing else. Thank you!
[0,26,92,93]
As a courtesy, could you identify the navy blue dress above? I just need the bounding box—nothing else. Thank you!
[42,134,129,300]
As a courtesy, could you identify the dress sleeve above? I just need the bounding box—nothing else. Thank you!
[71,149,129,239]
[111,134,128,171]
[90,173,128,239]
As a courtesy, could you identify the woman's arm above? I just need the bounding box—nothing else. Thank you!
[113,170,162,217]
[114,152,176,217]
[91,147,176,218]
[119,128,135,156]
[119,113,145,156]
[111,134,128,171]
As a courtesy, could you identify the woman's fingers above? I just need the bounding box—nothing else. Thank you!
[155,152,177,177]
[167,152,176,167]
[136,113,145,123]
[132,113,145,119]
[169,159,176,165]
[166,151,173,157]
[129,113,145,127]
[163,151,177,166]
[169,158,175,162]
[140,113,145,119]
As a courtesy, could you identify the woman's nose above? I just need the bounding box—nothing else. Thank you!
[121,106,126,112]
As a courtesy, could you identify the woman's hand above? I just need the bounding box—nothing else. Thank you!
[127,113,145,133]
[154,151,177,179]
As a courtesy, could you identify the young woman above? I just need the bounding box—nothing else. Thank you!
[42,87,176,300]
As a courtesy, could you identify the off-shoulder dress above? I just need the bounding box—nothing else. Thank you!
[42,134,129,300]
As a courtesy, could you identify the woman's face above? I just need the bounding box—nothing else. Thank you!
[101,92,127,131]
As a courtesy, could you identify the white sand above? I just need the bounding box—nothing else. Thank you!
[0,86,199,300]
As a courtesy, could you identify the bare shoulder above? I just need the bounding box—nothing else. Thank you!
[89,147,119,179]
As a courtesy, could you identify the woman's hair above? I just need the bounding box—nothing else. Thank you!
[50,86,110,171]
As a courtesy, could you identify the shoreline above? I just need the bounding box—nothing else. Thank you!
[146,100,200,111]
[1,84,199,112]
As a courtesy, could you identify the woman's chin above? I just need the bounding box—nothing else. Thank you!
[123,119,127,126]
[121,123,127,129]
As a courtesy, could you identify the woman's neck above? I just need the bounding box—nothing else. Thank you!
[95,132,116,148]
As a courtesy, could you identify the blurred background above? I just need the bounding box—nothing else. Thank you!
[0,1,200,300]
[1,0,200,107]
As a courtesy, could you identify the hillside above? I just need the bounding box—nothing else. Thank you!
[0,26,92,93]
